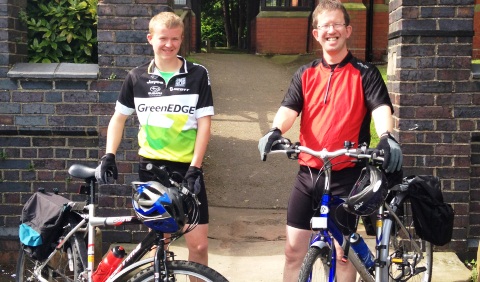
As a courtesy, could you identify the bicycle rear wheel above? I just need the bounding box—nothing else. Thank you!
[16,236,85,282]
[298,245,332,282]
[127,260,228,282]
[389,198,433,282]
[16,246,38,282]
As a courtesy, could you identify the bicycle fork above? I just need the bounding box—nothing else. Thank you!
[375,205,390,282]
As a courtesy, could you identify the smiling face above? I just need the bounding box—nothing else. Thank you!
[312,9,352,63]
[147,12,184,64]
[147,23,183,61]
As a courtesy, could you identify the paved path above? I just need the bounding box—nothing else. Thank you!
[190,53,309,209]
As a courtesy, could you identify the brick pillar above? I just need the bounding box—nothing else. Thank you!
[0,0,27,86]
[388,1,477,251]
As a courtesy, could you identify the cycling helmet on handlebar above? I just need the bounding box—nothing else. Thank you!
[343,165,388,216]
[132,181,187,233]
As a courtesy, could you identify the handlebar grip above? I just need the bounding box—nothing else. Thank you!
[145,163,172,184]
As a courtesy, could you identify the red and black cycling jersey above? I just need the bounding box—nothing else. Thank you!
[281,51,393,170]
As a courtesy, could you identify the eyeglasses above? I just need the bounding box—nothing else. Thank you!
[317,23,346,31]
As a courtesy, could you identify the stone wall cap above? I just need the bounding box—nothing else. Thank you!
[55,63,99,79]
[7,63,59,79]
[7,63,99,79]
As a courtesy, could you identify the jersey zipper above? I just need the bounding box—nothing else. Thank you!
[324,68,335,104]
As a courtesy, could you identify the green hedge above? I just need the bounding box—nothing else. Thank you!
[20,0,98,63]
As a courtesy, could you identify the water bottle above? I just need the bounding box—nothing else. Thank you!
[92,246,126,282]
[349,233,375,271]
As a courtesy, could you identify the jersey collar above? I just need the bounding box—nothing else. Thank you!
[320,51,353,70]
[147,56,188,75]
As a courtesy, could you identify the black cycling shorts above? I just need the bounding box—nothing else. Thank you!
[138,157,209,225]
[287,165,363,233]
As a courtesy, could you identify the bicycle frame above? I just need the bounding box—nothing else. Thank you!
[29,174,160,282]
[305,146,378,282]
[305,173,426,282]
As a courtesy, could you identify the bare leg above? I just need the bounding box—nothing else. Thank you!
[333,239,357,282]
[184,223,209,266]
[283,225,311,282]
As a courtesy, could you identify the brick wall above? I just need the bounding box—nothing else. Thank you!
[388,0,478,252]
[0,74,110,264]
[256,12,310,55]
[371,1,388,61]
[346,6,367,61]
[0,0,180,265]
[259,3,370,60]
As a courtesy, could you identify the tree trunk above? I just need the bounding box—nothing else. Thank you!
[222,0,232,47]
[237,0,245,49]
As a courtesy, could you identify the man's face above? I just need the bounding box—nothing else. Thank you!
[147,23,183,60]
[312,9,352,55]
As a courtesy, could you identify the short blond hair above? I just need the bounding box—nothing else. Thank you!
[312,0,350,28]
[149,12,184,34]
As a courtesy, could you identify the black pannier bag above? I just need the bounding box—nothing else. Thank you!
[406,175,454,246]
[19,191,70,260]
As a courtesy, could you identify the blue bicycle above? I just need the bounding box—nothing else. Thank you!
[270,141,433,282]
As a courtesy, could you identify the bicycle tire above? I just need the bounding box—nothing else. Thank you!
[16,236,84,282]
[388,198,433,282]
[126,260,228,282]
[298,245,331,282]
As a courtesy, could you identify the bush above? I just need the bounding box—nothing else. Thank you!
[20,0,98,63]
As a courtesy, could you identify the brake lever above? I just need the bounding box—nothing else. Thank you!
[286,142,300,160]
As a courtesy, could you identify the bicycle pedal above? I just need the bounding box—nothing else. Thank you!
[414,266,426,274]
[77,271,88,282]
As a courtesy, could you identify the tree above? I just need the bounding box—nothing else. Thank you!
[201,0,260,50]
[201,0,226,47]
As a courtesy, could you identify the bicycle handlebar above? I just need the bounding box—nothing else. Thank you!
[145,163,197,199]
[269,140,384,163]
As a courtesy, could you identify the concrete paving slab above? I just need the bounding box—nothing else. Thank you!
[120,206,472,282]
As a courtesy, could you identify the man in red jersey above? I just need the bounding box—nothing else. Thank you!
[258,1,402,281]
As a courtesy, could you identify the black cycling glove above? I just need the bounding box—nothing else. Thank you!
[373,132,403,173]
[95,153,118,184]
[184,166,203,195]
[258,127,286,161]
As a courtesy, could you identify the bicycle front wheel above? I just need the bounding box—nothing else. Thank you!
[127,260,228,282]
[389,198,433,282]
[298,245,332,282]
